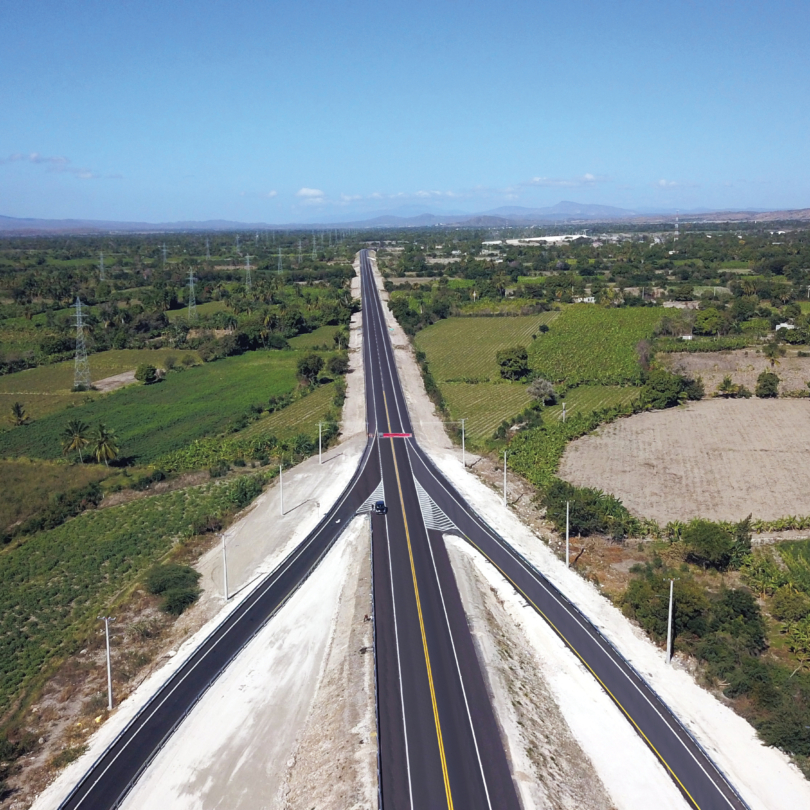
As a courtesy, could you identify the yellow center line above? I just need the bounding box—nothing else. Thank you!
[461,532,703,810]
[383,391,454,810]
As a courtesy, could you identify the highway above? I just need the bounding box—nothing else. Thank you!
[58,248,749,810]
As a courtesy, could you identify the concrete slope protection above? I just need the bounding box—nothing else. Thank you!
[58,249,749,810]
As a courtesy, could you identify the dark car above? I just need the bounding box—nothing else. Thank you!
[373,500,388,515]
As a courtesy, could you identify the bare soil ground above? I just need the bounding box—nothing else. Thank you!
[663,348,810,395]
[559,399,810,524]
[92,370,138,393]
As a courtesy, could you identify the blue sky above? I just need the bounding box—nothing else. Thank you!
[2,0,808,223]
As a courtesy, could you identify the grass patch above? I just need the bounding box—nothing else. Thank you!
[0,351,304,464]
[287,325,339,349]
[414,314,558,382]
[529,305,662,386]
[241,382,336,440]
[165,301,227,322]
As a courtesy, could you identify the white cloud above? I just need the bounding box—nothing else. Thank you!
[0,151,104,179]
[526,173,603,188]
[296,187,325,198]
[656,178,699,189]
[240,190,278,199]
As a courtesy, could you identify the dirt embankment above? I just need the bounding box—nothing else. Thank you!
[663,348,810,395]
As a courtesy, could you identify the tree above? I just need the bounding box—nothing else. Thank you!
[91,423,119,466]
[496,346,529,381]
[326,355,349,376]
[62,418,89,462]
[682,519,734,569]
[527,377,556,404]
[8,402,30,426]
[771,586,810,623]
[135,363,158,384]
[763,340,786,368]
[784,618,810,677]
[755,370,780,398]
[296,353,324,384]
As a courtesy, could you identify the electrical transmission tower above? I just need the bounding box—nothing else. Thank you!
[312,235,317,260]
[73,297,91,390]
[245,254,252,291]
[187,270,197,320]
[277,247,282,274]
[205,237,211,260]
[298,239,302,264]
[99,251,105,281]
[235,234,241,255]
[162,243,167,268]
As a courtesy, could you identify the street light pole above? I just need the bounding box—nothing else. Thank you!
[666,578,676,664]
[318,422,322,464]
[461,418,466,468]
[279,463,284,515]
[98,616,115,710]
[566,501,570,567]
[503,450,507,507]
[222,533,228,600]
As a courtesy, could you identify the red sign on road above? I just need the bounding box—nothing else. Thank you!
[382,432,412,438]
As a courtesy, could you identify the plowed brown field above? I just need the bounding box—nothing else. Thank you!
[558,399,810,523]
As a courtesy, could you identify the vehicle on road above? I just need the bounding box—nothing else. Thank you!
[373,499,388,514]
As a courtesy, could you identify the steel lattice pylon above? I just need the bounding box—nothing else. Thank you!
[73,297,91,390]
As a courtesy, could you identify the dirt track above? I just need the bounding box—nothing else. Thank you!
[559,399,810,523]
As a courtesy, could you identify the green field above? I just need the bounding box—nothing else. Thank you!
[0,349,201,424]
[529,305,662,386]
[0,474,266,717]
[0,459,110,533]
[414,313,559,381]
[442,382,532,441]
[544,385,641,421]
[241,382,336,440]
[287,325,340,349]
[0,351,303,464]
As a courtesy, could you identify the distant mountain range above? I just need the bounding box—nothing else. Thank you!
[2,202,809,234]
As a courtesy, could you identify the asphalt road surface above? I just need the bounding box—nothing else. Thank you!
[58,250,749,810]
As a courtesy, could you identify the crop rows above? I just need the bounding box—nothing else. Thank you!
[242,382,337,440]
[287,325,340,349]
[414,313,558,382]
[529,305,662,386]
[442,382,532,441]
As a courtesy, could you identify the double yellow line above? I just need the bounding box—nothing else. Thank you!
[383,391,454,810]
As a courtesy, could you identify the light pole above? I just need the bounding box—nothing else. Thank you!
[222,533,228,600]
[503,450,507,507]
[318,422,322,464]
[279,463,284,515]
[98,615,115,710]
[566,501,570,567]
[666,578,678,664]
[461,418,466,468]
[562,401,566,423]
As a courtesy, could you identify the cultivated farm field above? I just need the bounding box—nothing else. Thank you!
[529,305,662,386]
[544,385,641,422]
[241,382,337,440]
[414,313,558,381]
[559,399,810,523]
[442,382,532,441]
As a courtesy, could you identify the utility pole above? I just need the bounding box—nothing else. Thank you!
[222,533,228,600]
[235,234,240,255]
[244,254,252,291]
[73,297,91,390]
[503,450,507,507]
[566,501,570,567]
[318,422,323,464]
[461,418,466,468]
[562,401,566,423]
[98,615,115,710]
[205,237,211,261]
[279,463,284,515]
[162,243,167,269]
[298,239,302,264]
[278,247,282,274]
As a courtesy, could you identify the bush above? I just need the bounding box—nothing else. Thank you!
[527,377,556,404]
[771,586,810,622]
[755,370,780,398]
[641,369,703,409]
[326,355,349,376]
[682,519,735,569]
[144,562,201,615]
[135,364,158,384]
[542,478,640,540]
[296,353,324,384]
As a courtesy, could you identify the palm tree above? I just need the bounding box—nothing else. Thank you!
[8,402,30,426]
[91,423,119,466]
[62,419,89,462]
[763,340,786,368]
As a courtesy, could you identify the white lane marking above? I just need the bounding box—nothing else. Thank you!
[404,441,494,810]
[408,446,743,810]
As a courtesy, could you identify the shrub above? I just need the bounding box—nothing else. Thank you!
[296,353,324,384]
[527,377,556,404]
[682,519,735,569]
[771,586,810,622]
[755,370,780,398]
[326,355,349,376]
[144,562,201,615]
[163,355,177,371]
[135,364,158,384]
